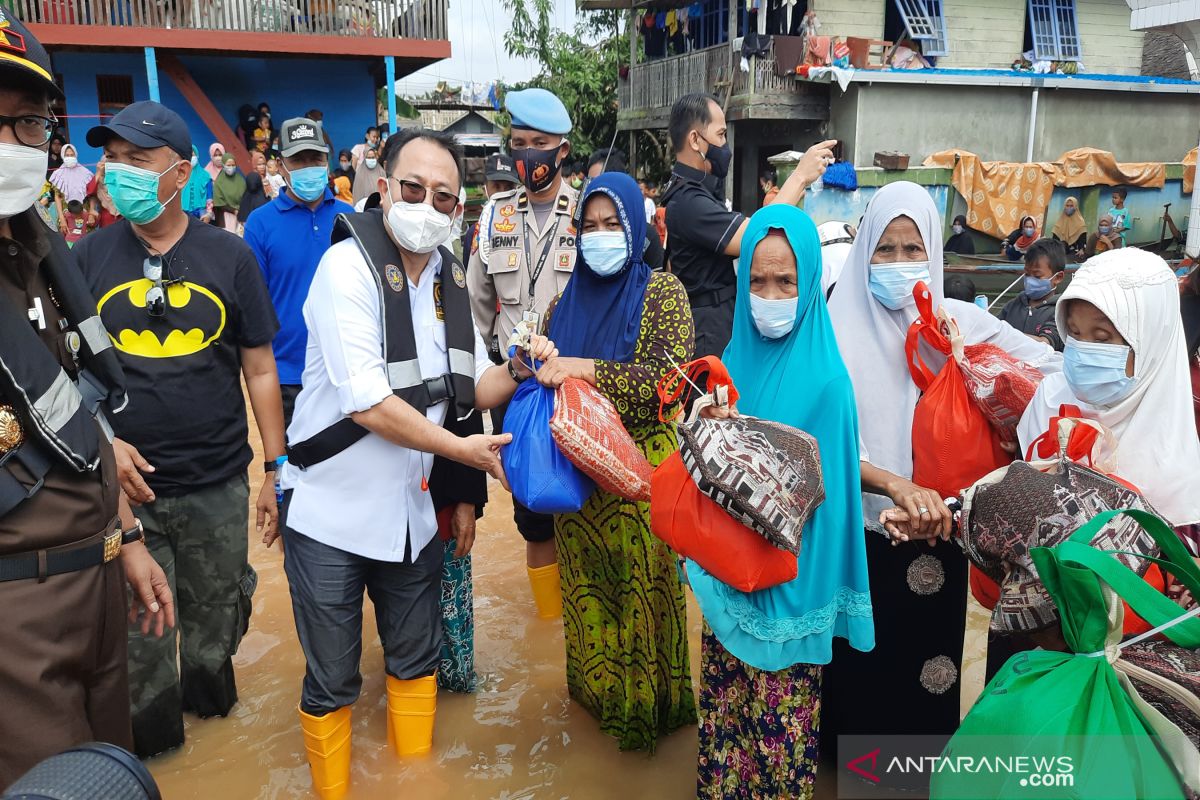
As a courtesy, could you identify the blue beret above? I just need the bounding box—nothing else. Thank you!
[506,88,572,136]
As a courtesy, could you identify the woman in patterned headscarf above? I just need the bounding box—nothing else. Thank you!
[533,171,697,751]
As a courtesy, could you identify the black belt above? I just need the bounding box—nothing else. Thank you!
[688,284,737,309]
[287,375,456,471]
[0,519,122,583]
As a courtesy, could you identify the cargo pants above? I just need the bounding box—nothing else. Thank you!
[127,474,256,759]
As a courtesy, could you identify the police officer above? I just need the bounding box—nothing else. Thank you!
[0,16,173,788]
[661,92,834,356]
[467,87,579,620]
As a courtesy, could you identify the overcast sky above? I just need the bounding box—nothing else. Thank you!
[397,0,581,97]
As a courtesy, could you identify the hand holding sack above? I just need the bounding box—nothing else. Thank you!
[947,312,1044,442]
[959,407,1166,637]
[549,377,651,502]
[933,509,1200,800]
[501,377,595,514]
[649,357,825,592]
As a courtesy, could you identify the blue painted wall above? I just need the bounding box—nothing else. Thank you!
[51,51,379,166]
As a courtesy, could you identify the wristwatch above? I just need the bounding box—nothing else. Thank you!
[263,459,279,473]
[120,518,145,546]
[506,358,527,384]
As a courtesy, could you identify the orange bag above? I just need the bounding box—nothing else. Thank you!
[649,357,797,592]
[905,282,1010,499]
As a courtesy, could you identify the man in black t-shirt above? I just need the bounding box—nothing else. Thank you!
[662,92,834,356]
[74,101,286,760]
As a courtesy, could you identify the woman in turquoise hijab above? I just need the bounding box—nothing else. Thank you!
[181,145,213,222]
[691,204,874,798]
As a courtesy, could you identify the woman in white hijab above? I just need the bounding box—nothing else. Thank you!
[1018,248,1200,556]
[820,182,1060,762]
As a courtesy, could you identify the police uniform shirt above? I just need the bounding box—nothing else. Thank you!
[663,162,745,300]
[281,241,494,563]
[466,182,579,350]
[0,211,116,552]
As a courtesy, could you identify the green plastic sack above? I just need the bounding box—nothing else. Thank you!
[932,509,1200,800]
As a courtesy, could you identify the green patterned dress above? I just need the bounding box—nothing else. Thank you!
[550,271,697,751]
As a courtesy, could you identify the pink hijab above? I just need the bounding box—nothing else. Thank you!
[205,142,225,180]
[49,144,93,203]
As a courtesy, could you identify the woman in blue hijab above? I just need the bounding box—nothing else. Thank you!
[534,172,697,751]
[690,204,874,798]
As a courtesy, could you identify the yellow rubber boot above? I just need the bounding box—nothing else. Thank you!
[385,675,437,756]
[298,706,352,800]
[527,563,563,620]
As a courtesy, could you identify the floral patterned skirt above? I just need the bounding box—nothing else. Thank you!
[697,625,822,800]
[437,539,476,693]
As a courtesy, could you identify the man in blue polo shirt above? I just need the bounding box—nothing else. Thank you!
[245,117,354,425]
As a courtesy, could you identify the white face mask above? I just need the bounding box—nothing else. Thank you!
[62,156,78,168]
[190,155,199,168]
[364,158,378,169]
[386,193,456,254]
[0,142,50,219]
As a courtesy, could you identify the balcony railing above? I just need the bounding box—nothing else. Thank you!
[619,41,816,116]
[619,44,732,115]
[11,0,448,38]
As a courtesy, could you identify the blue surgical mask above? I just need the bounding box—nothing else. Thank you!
[104,161,181,225]
[580,231,628,277]
[1063,336,1137,407]
[1023,275,1053,299]
[868,260,931,311]
[749,293,797,339]
[1023,226,1036,237]
[287,165,329,202]
[1099,224,1112,235]
[952,224,964,235]
[1064,206,1076,216]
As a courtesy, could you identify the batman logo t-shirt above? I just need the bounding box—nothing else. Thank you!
[76,217,279,496]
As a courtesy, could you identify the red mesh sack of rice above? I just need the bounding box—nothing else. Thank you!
[550,377,652,502]
[943,308,1044,440]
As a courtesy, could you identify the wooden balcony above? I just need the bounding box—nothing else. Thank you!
[18,0,449,58]
[617,40,827,130]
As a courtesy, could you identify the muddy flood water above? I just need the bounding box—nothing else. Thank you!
[146,408,989,799]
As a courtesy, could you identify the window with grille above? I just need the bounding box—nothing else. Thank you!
[96,74,134,120]
[894,0,948,57]
[1027,0,1080,62]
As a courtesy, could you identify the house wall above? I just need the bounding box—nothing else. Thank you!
[833,81,1199,166]
[1076,0,1146,75]
[809,0,886,42]
[51,51,378,166]
[935,0,1026,70]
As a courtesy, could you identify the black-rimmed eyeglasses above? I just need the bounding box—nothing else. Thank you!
[0,113,58,148]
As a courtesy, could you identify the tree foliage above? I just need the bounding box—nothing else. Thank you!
[496,2,672,183]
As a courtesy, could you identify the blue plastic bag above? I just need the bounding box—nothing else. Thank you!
[501,379,595,514]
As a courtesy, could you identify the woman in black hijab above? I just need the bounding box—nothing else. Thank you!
[944,213,975,256]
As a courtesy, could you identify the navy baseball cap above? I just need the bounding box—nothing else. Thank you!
[485,153,518,184]
[87,101,192,160]
[0,11,62,99]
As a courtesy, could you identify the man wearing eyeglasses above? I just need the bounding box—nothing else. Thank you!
[243,117,354,429]
[465,87,578,620]
[0,16,175,789]
[73,100,286,760]
[279,128,555,797]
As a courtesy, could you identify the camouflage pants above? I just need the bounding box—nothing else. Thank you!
[127,474,255,759]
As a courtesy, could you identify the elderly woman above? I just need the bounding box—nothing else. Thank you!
[821,182,1060,763]
[534,172,696,751]
[692,204,873,797]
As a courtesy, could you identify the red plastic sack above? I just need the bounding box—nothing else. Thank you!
[905,283,1010,500]
[649,357,796,592]
[952,337,1043,441]
[550,378,651,502]
[651,450,798,592]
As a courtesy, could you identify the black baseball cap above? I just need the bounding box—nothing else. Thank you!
[280,117,329,157]
[485,153,518,184]
[86,100,192,159]
[0,11,63,99]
